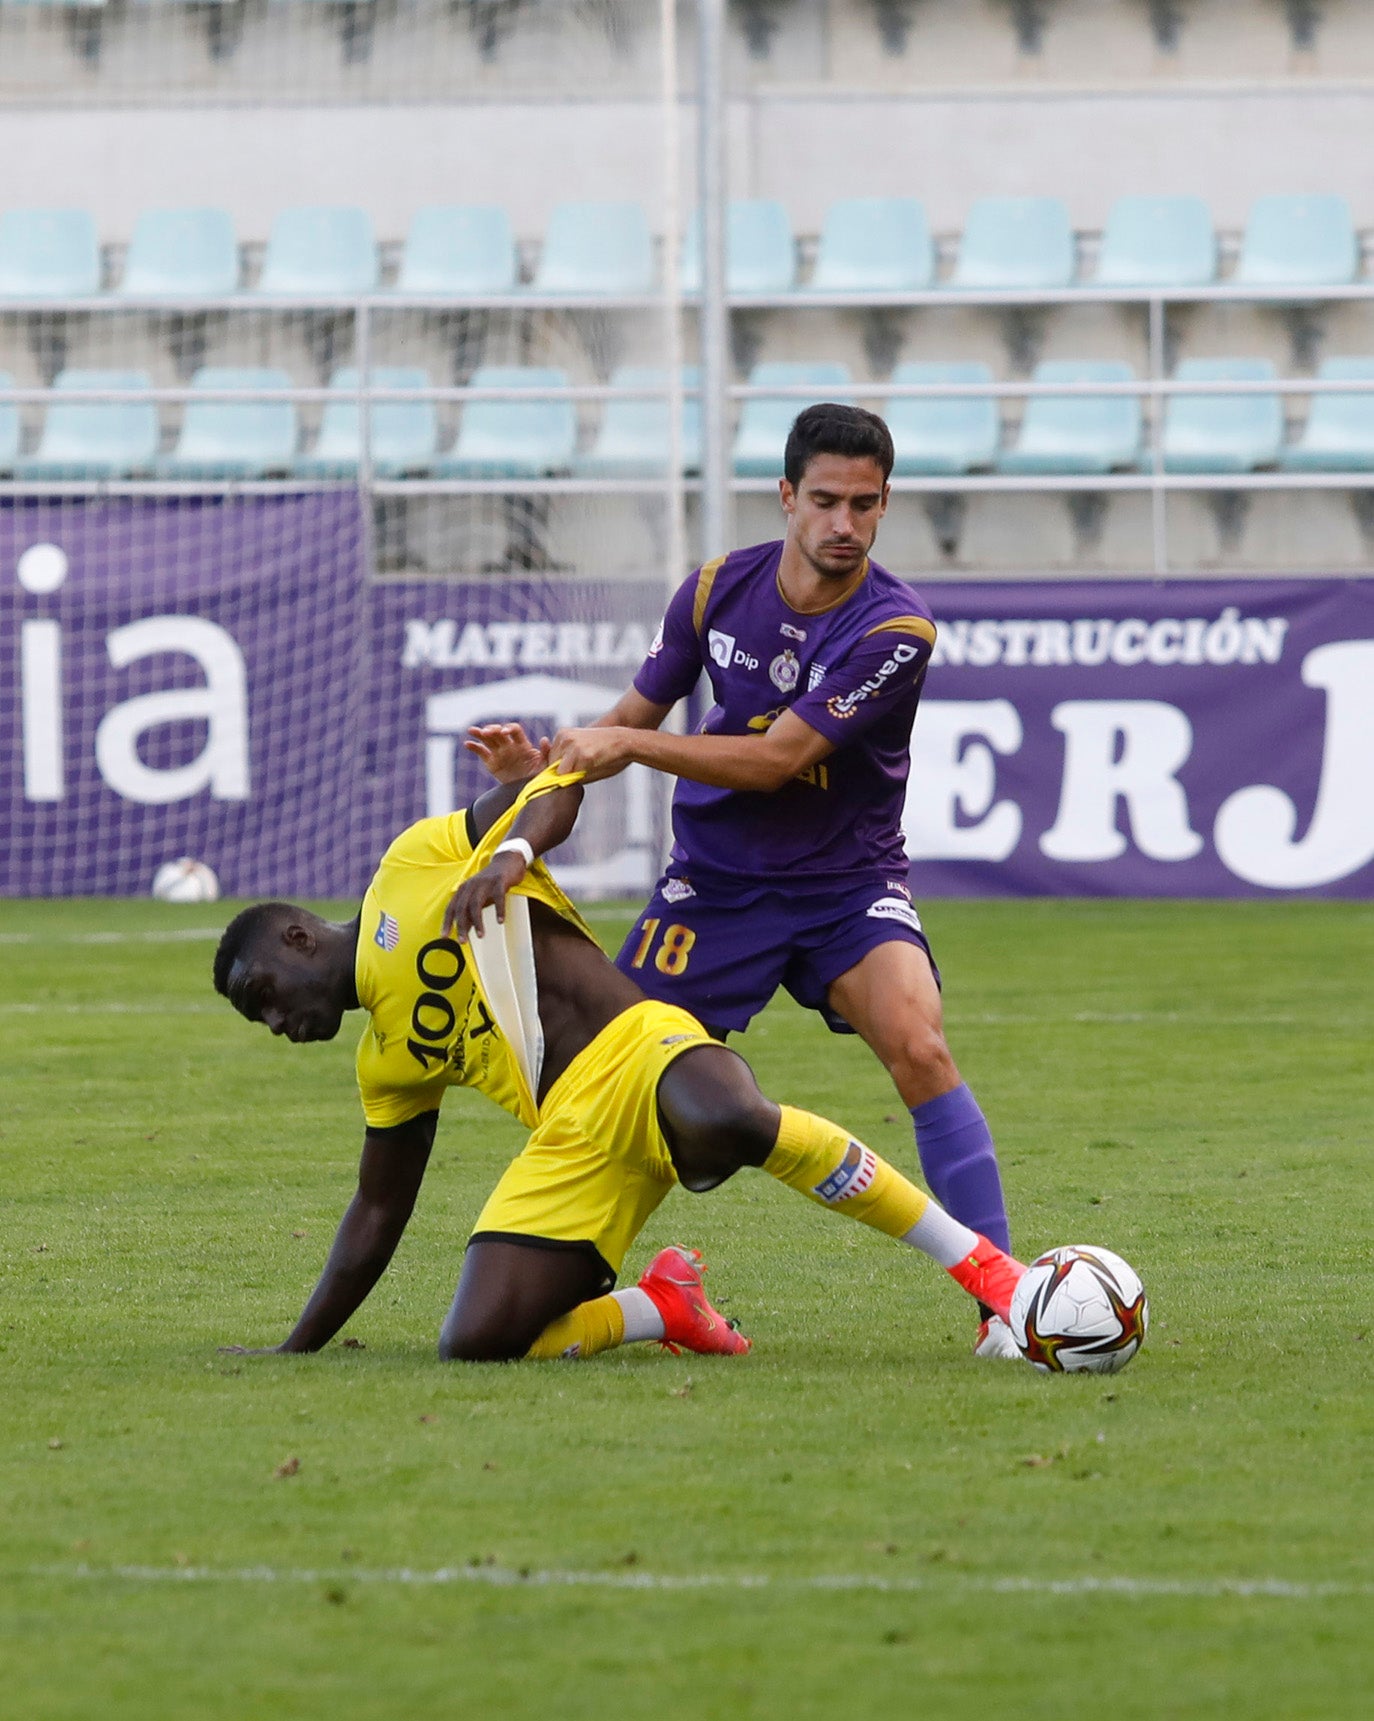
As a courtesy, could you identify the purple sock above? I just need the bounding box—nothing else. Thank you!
[910,1084,1011,1254]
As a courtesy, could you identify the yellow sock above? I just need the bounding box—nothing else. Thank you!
[764,1105,929,1239]
[524,1293,627,1361]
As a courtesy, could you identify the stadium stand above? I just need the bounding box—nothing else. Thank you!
[158,366,297,478]
[433,364,577,478]
[1162,358,1284,472]
[395,206,517,295]
[886,361,999,475]
[531,201,654,297]
[294,365,438,477]
[14,368,158,478]
[1281,356,1374,471]
[119,207,240,297]
[1093,195,1217,289]
[574,365,701,478]
[732,359,852,475]
[999,360,1143,474]
[0,209,101,297]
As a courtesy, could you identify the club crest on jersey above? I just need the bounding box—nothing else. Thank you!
[866,896,923,933]
[374,911,401,951]
[662,877,696,904]
[780,622,807,642]
[813,1142,878,1204]
[769,649,800,693]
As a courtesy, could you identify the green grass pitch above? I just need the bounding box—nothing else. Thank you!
[2,894,1371,1719]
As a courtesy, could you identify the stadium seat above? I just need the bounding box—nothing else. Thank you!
[810,198,934,292]
[951,196,1076,291]
[732,361,852,476]
[295,367,438,477]
[1162,358,1283,472]
[395,205,517,294]
[680,201,796,295]
[1094,195,1216,288]
[886,361,999,475]
[531,201,654,296]
[0,374,19,472]
[119,207,240,297]
[14,370,158,478]
[999,361,1143,473]
[1280,357,1374,471]
[158,367,297,478]
[1237,195,1359,287]
[434,366,577,478]
[0,209,101,297]
[255,206,378,295]
[574,366,701,477]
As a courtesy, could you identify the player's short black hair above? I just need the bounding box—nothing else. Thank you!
[783,403,894,487]
[212,901,296,998]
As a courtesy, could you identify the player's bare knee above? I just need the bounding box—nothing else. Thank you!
[892,1024,958,1092]
[438,1318,527,1364]
[658,1048,779,1187]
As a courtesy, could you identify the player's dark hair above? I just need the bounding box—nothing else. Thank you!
[783,403,894,486]
[212,901,296,998]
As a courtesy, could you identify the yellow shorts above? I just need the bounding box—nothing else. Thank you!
[470,999,718,1284]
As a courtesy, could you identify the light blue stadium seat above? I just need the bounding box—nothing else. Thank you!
[732,361,852,476]
[120,207,239,297]
[999,360,1142,474]
[887,362,999,475]
[1162,358,1283,472]
[396,206,516,294]
[1237,195,1358,287]
[680,201,796,295]
[951,196,1076,291]
[0,209,101,297]
[159,368,296,478]
[574,366,701,478]
[295,367,438,477]
[532,201,654,296]
[1094,195,1216,288]
[1280,357,1374,471]
[434,366,577,478]
[811,198,934,292]
[15,370,158,478]
[255,206,378,295]
[0,374,19,472]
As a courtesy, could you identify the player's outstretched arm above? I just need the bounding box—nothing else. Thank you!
[464,691,670,785]
[222,1113,437,1354]
[552,707,834,791]
[443,771,586,941]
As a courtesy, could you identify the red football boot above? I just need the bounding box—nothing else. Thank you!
[948,1238,1027,1325]
[638,1245,752,1357]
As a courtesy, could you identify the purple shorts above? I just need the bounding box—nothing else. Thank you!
[613,868,938,1035]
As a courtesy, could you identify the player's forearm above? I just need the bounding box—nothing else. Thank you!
[279,1195,410,1352]
[616,727,798,793]
[591,688,671,732]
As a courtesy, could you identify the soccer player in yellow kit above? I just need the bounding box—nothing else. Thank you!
[213,766,1023,1362]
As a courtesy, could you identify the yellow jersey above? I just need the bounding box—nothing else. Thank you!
[353,770,596,1131]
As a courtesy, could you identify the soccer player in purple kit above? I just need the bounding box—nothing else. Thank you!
[472,405,1019,1358]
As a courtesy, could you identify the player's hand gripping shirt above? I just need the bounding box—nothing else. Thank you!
[353,771,596,1132]
[633,540,937,881]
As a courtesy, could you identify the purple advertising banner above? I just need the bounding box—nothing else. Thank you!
[360,580,665,899]
[4,502,1372,902]
[905,579,1374,898]
[1,496,367,897]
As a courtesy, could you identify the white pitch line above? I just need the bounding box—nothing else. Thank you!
[26,1563,1373,1601]
[0,927,221,945]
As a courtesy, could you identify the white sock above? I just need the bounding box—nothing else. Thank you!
[612,1286,665,1344]
[900,1203,981,1270]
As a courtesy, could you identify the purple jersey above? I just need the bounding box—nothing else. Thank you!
[633,540,936,882]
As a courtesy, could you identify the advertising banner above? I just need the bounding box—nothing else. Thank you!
[1,496,367,897]
[906,579,1374,898]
